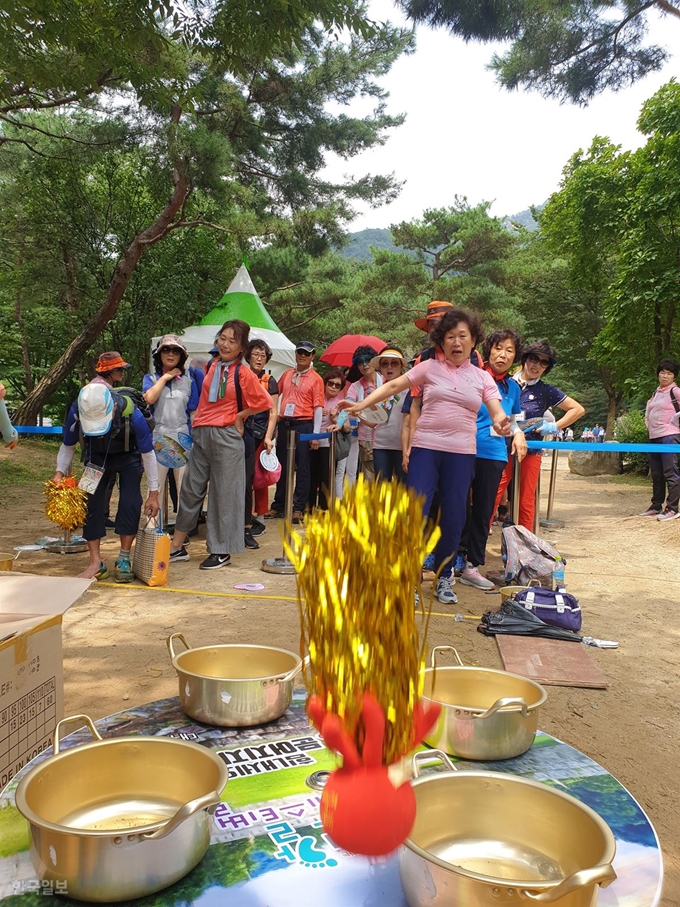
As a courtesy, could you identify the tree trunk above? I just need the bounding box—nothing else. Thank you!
[605,392,623,439]
[14,110,188,425]
[14,254,34,393]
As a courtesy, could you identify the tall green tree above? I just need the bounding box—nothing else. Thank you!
[400,0,679,104]
[532,80,680,426]
[0,12,413,422]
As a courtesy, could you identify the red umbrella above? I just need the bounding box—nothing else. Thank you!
[320,334,386,368]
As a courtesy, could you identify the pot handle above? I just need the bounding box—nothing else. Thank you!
[141,791,223,841]
[411,749,458,779]
[54,714,102,754]
[520,865,617,902]
[474,697,530,720]
[166,633,191,660]
[276,654,311,683]
[430,645,464,668]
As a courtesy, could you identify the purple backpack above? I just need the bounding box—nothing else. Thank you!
[513,587,582,632]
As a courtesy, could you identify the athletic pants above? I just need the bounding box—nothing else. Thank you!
[407,447,475,577]
[494,452,542,531]
[460,458,506,567]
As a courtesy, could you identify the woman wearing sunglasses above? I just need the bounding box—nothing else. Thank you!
[493,340,585,531]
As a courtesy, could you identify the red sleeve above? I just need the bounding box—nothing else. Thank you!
[240,365,273,413]
[312,373,325,408]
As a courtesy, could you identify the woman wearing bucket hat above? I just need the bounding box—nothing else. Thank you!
[493,340,585,531]
[143,334,201,503]
[369,346,409,482]
[342,308,512,605]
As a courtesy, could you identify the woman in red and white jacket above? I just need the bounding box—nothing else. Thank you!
[642,358,680,521]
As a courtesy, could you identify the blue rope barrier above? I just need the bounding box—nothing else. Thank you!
[11,428,676,452]
[526,440,680,454]
[15,426,63,435]
[299,432,334,441]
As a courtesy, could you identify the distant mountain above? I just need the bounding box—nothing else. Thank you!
[501,206,542,232]
[339,228,405,261]
[341,206,544,261]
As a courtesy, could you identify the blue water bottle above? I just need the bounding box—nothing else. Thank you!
[552,556,565,591]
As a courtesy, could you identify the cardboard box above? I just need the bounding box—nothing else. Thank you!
[0,572,92,788]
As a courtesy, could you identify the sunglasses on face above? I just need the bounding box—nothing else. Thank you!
[356,358,372,367]
[160,347,179,354]
[296,350,313,357]
[528,354,550,367]
[326,381,342,389]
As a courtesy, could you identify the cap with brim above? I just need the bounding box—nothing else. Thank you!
[414,301,454,331]
[78,384,115,436]
[96,351,131,373]
[370,347,408,371]
[155,334,187,355]
[295,341,315,354]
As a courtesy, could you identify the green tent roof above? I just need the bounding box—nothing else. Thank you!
[199,265,280,332]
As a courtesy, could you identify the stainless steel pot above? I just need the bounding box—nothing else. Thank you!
[167,634,305,727]
[400,751,616,907]
[15,714,229,903]
[422,646,547,760]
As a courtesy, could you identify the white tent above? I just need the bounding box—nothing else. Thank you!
[152,266,296,379]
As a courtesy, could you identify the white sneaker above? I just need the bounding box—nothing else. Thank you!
[460,563,496,591]
[436,575,458,604]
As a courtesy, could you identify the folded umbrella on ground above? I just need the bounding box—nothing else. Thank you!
[478,598,583,643]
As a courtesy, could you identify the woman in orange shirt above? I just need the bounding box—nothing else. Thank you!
[168,320,272,570]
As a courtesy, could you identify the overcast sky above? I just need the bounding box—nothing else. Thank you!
[323,0,679,229]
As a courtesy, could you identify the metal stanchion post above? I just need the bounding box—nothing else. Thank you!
[510,455,520,527]
[540,448,566,530]
[328,433,336,511]
[262,429,297,575]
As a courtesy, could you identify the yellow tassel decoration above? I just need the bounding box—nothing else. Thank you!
[285,475,440,765]
[43,478,88,532]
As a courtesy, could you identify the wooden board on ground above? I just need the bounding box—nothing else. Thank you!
[496,636,608,689]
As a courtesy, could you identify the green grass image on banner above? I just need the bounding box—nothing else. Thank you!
[222,750,338,808]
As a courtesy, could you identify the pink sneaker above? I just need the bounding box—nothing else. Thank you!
[460,564,495,591]
[640,508,661,517]
[657,508,680,521]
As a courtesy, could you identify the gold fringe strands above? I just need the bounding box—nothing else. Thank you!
[43,477,87,532]
[285,475,440,765]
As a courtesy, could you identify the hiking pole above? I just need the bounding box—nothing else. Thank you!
[261,428,296,575]
[540,448,566,530]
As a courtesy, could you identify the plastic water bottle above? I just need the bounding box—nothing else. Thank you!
[552,556,565,591]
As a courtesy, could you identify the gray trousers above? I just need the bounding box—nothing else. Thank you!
[175,425,245,555]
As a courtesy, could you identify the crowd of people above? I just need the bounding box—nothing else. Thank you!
[2,305,679,590]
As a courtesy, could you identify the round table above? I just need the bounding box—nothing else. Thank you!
[0,692,663,906]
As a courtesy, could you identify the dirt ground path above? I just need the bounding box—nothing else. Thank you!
[1,446,678,904]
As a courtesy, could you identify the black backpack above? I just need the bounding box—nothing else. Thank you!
[77,387,155,458]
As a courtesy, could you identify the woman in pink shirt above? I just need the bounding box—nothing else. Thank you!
[642,358,680,521]
[343,308,511,604]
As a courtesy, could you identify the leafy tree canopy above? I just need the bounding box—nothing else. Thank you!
[399,0,680,104]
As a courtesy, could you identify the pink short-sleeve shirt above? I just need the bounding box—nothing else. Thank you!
[407,358,501,454]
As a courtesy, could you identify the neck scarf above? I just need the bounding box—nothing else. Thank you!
[292,364,313,386]
[483,362,509,384]
[208,360,234,402]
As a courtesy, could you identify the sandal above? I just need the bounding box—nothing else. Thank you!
[94,561,109,581]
